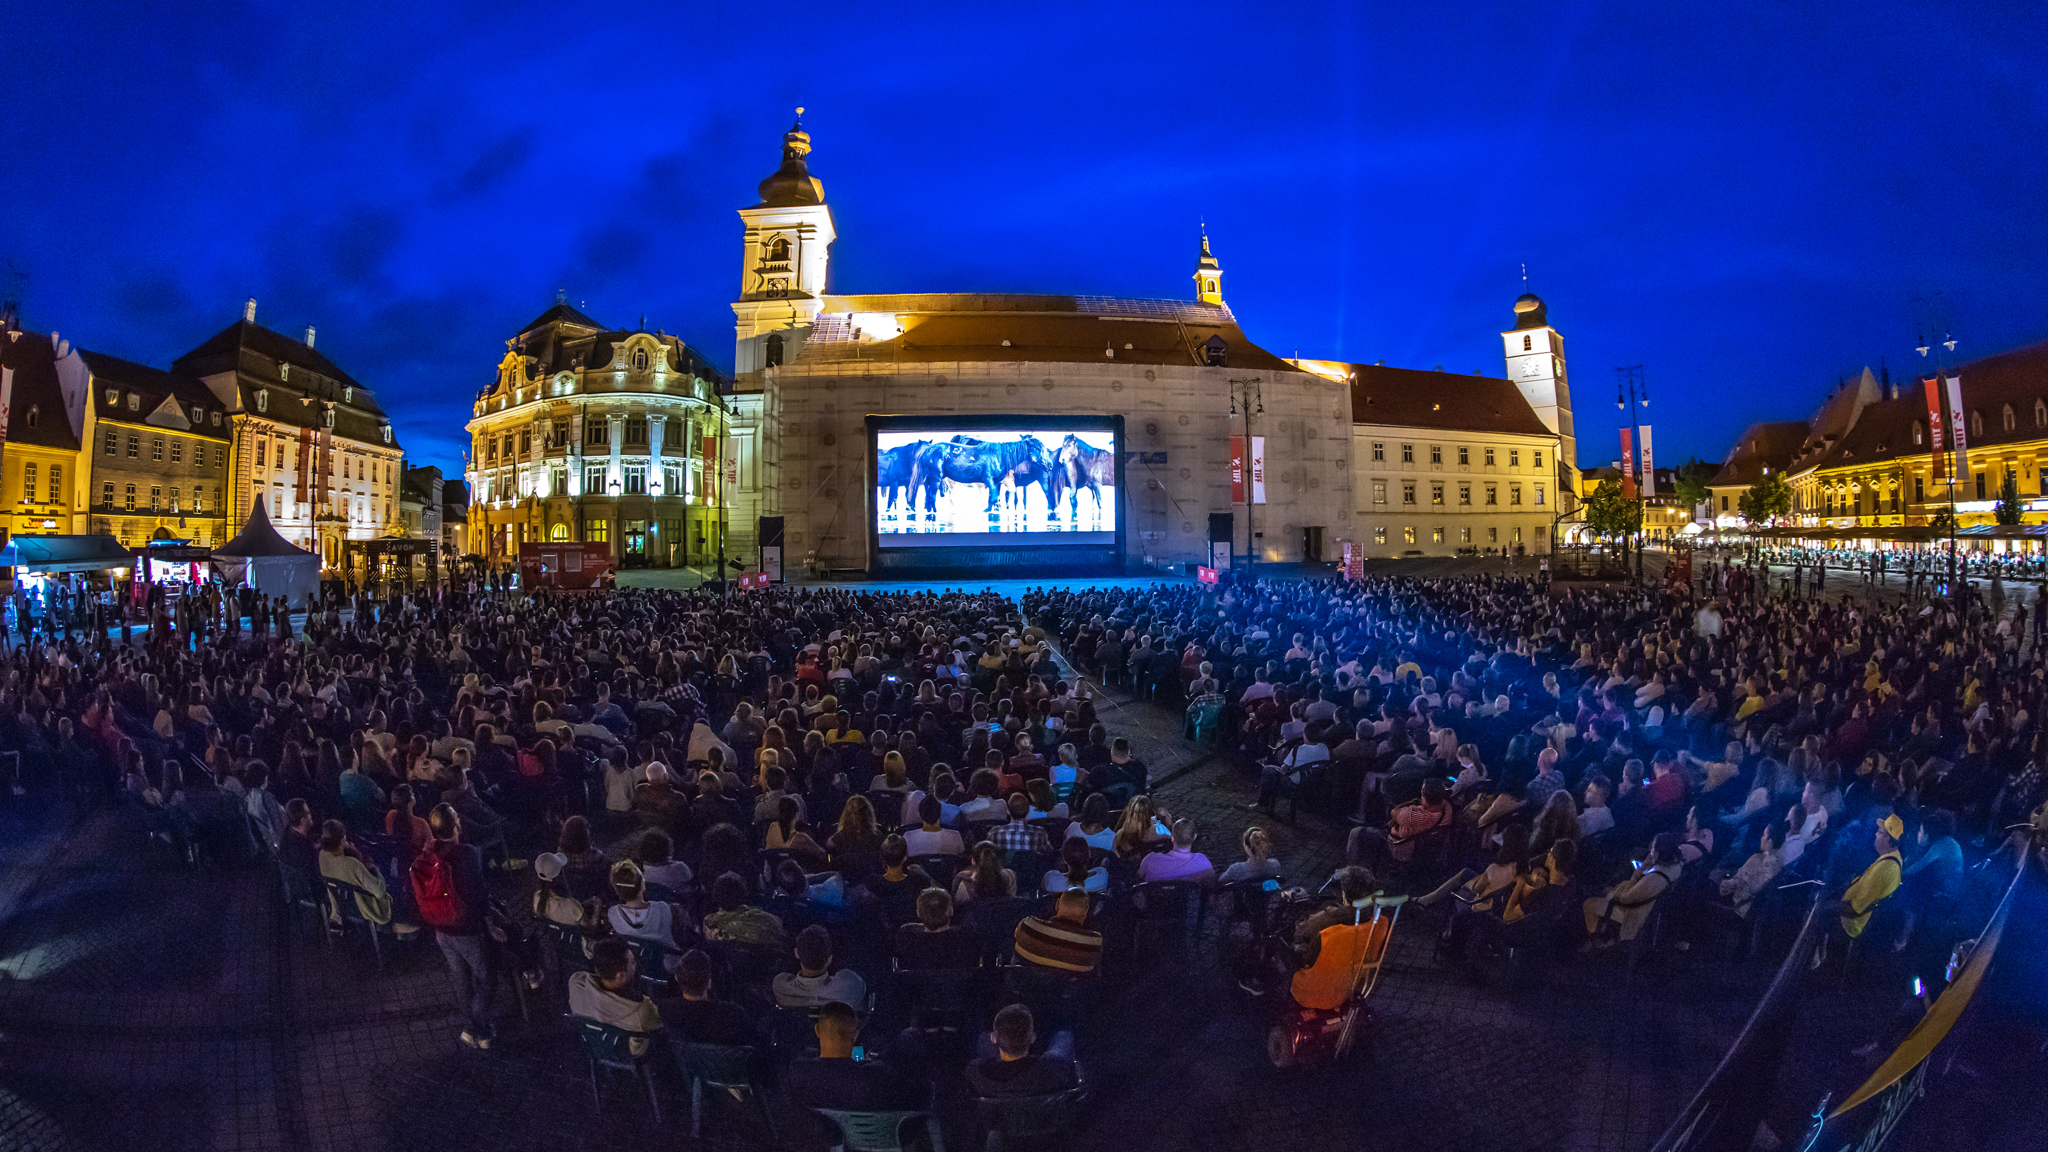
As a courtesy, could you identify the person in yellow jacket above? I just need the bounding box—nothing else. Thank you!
[1833,814,1905,938]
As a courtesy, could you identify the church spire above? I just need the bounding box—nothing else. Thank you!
[1193,225,1223,307]
[756,107,826,207]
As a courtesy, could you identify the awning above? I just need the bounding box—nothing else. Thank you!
[0,534,136,573]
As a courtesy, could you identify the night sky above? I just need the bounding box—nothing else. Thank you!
[4,2,2044,477]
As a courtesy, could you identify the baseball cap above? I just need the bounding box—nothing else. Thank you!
[1880,814,1905,840]
[534,852,567,881]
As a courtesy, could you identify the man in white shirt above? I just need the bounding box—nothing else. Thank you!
[772,926,868,1009]
[1240,671,1276,705]
[903,796,966,857]
[1695,601,1724,638]
[1579,776,1617,838]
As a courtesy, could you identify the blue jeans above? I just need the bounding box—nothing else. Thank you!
[437,932,495,1039]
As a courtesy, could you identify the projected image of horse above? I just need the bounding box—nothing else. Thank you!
[876,439,939,521]
[1051,433,1115,527]
[907,435,1056,529]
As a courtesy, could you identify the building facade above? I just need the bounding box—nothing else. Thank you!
[75,351,232,547]
[0,322,88,557]
[464,305,732,569]
[171,302,405,566]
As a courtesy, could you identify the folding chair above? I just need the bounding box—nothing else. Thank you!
[813,1109,946,1152]
[568,1014,662,1122]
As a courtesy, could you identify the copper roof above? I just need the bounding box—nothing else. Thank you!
[789,295,1294,371]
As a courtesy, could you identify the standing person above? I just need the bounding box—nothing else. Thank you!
[411,803,496,1049]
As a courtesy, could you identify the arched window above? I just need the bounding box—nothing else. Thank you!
[24,405,37,430]
[767,237,789,263]
[1912,421,1924,446]
[1522,334,1532,351]
[765,334,784,369]
[630,348,650,371]
[550,523,569,541]
[1970,410,1984,439]
[2036,398,2047,429]
[2002,404,2015,432]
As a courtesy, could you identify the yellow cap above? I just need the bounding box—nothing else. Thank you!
[1881,814,1905,839]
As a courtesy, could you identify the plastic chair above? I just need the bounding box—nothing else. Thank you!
[1127,881,1209,965]
[322,877,388,970]
[974,1086,1087,1151]
[813,1109,946,1152]
[911,854,962,891]
[280,860,327,942]
[669,1038,775,1143]
[568,1014,663,1122]
[543,920,593,981]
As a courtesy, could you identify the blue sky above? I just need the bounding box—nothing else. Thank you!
[4,2,2044,476]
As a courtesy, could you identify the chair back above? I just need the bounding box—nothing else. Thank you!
[1129,880,1201,923]
[323,877,379,925]
[671,1038,756,1088]
[897,966,989,1025]
[813,1109,932,1152]
[569,1014,652,1070]
[543,921,591,971]
[964,896,1039,963]
[620,937,674,993]
[768,1005,824,1056]
[281,861,321,905]
[911,854,961,890]
[975,1088,1086,1143]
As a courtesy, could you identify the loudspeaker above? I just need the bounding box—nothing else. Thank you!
[1209,513,1234,543]
[758,516,785,546]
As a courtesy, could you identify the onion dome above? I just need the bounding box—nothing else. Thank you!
[757,108,825,208]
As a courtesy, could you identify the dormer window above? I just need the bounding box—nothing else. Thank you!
[343,385,353,403]
[381,424,393,445]
[256,390,269,412]
[2002,404,2016,432]
[191,405,204,422]
[212,412,222,427]
[104,388,118,405]
[1912,421,1923,446]
[1970,410,1984,439]
[24,405,37,430]
[279,363,290,381]
[630,349,650,371]
[323,408,335,429]
[127,392,140,412]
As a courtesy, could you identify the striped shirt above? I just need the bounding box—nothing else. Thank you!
[1013,915,1102,974]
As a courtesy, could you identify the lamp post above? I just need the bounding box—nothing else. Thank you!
[1229,375,1263,577]
[1918,327,1960,600]
[1616,366,1650,583]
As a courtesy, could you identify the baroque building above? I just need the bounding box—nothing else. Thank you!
[464,303,732,569]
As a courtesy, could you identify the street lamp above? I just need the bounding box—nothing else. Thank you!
[1919,327,1961,599]
[1616,366,1650,583]
[1229,375,1262,576]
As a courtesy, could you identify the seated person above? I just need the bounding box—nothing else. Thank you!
[279,799,319,874]
[952,842,1018,908]
[1288,866,1388,1011]
[902,795,965,858]
[606,859,692,973]
[1582,832,1681,948]
[967,1003,1079,1098]
[868,835,933,928]
[1448,840,1577,963]
[989,792,1052,855]
[1417,825,1530,910]
[702,871,789,951]
[772,924,869,1009]
[1348,777,1454,874]
[634,829,693,896]
[896,888,981,970]
[569,938,662,1055]
[1137,818,1217,885]
[1220,826,1284,886]
[662,948,757,1047]
[1013,890,1103,976]
[1255,734,1331,812]
[1042,835,1110,894]
[1715,818,1788,918]
[786,1002,923,1152]
[316,819,399,930]
[1578,775,1616,838]
[1062,794,1118,853]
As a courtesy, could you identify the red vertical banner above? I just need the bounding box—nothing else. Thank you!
[701,436,717,503]
[1619,427,1636,499]
[1230,436,1246,505]
[1923,378,1946,482]
[1944,375,1968,483]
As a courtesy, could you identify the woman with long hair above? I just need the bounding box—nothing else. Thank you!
[1113,795,1170,859]
[1064,793,1116,851]
[1043,834,1108,893]
[827,795,883,881]
[952,840,1016,906]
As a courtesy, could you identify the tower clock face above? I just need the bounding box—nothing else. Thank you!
[1523,358,1544,378]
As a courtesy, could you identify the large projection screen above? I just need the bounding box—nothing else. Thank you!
[869,415,1122,552]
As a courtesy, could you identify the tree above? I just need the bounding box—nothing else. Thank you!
[1671,457,1717,514]
[1738,472,1792,528]
[1995,470,2024,526]
[1583,479,1643,542]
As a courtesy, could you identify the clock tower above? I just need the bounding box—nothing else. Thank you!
[1501,292,1577,503]
[733,109,836,390]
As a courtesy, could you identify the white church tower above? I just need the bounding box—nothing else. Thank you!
[1501,292,1578,510]
[733,109,836,388]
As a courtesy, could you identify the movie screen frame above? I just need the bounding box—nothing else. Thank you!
[866,414,1126,554]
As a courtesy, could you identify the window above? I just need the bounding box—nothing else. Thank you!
[1488,526,1498,543]
[585,519,609,543]
[1513,527,1523,545]
[343,385,353,403]
[1430,445,1442,465]
[1371,442,1385,462]
[1535,485,1546,506]
[216,445,225,468]
[1458,446,1469,466]
[1372,480,1386,505]
[1534,450,1543,469]
[1432,527,1444,543]
[1460,527,1471,544]
[1458,483,1471,506]
[767,236,790,262]
[101,482,113,507]
[170,487,180,511]
[2003,404,2016,432]
[1400,444,1414,464]
[170,440,183,464]
[149,485,161,511]
[257,440,267,467]
[1970,410,1983,439]
[551,523,569,541]
[1373,527,1387,545]
[104,388,117,405]
[1402,482,1416,505]
[127,392,140,412]
[1403,526,1416,545]
[765,333,784,368]
[1915,476,1924,503]
[624,464,647,494]
[586,420,608,446]
[195,487,205,512]
[256,390,268,412]
[48,466,60,504]
[1485,484,1498,505]
[103,430,117,455]
[625,417,647,446]
[1431,482,1444,505]
[520,430,532,453]
[1912,421,1924,446]
[22,463,35,501]
[663,464,683,495]
[1976,472,1986,500]
[2038,400,2047,429]
[550,463,567,497]
[125,484,136,510]
[126,434,139,459]
[630,348,650,372]
[1522,334,1532,351]
[1720,495,1730,511]
[1509,449,1520,467]
[502,435,515,460]
[1510,486,1522,506]
[584,463,606,494]
[1484,447,1495,466]
[151,438,163,462]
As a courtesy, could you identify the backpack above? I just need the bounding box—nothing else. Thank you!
[410,845,466,929]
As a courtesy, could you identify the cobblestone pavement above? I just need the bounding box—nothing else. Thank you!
[0,577,1910,1152]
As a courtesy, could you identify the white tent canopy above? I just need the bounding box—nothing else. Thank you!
[212,499,321,605]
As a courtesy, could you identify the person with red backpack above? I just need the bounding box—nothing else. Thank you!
[413,803,495,1049]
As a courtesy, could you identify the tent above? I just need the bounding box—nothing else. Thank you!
[212,499,321,604]
[0,534,133,574]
